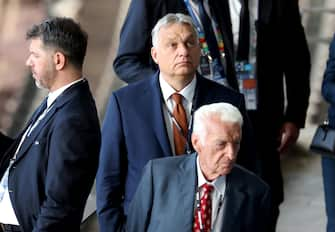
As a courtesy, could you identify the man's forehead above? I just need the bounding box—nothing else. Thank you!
[28,38,42,50]
[158,23,195,38]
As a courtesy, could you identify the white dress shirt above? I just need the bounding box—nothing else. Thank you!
[196,155,226,232]
[159,76,196,155]
[0,78,84,225]
[229,0,259,51]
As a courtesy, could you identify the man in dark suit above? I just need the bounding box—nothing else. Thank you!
[97,13,256,232]
[113,0,311,229]
[127,102,270,232]
[0,18,101,231]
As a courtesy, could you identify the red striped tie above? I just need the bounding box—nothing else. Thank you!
[193,183,213,232]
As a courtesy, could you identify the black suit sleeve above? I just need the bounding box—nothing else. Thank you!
[236,95,258,173]
[281,0,310,128]
[113,0,158,83]
[260,186,272,232]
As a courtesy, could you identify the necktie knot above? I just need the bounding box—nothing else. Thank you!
[202,183,214,194]
[171,93,183,104]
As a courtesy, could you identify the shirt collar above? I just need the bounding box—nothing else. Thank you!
[159,74,197,103]
[196,154,226,195]
[47,78,84,108]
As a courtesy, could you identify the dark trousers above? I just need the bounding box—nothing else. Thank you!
[248,111,284,232]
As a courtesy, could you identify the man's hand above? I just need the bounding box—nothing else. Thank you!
[277,122,300,153]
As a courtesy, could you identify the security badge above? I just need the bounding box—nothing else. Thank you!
[199,52,227,86]
[198,24,227,86]
[199,53,211,76]
[235,61,257,110]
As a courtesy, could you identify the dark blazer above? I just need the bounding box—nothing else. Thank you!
[0,80,101,231]
[127,153,271,232]
[113,0,311,204]
[322,34,335,128]
[96,73,257,232]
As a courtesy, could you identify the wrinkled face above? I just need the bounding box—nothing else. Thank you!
[26,38,56,90]
[192,116,241,180]
[151,23,201,81]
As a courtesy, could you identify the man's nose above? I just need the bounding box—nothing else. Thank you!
[178,43,189,56]
[226,144,237,160]
[25,57,31,66]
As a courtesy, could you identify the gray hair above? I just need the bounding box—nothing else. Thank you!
[151,13,199,47]
[192,103,243,139]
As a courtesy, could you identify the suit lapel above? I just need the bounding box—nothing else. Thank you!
[177,154,198,230]
[186,75,212,149]
[15,105,58,161]
[221,168,246,231]
[147,74,172,156]
[193,75,210,109]
[16,97,48,139]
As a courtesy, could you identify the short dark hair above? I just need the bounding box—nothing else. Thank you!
[26,17,88,69]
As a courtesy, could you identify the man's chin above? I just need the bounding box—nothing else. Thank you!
[175,70,196,79]
[35,80,47,90]
[175,65,195,73]
[220,167,233,176]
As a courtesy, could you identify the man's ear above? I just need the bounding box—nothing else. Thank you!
[191,134,201,153]
[53,51,66,70]
[151,47,159,64]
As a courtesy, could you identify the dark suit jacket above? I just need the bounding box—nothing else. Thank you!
[0,80,101,231]
[322,34,335,128]
[96,73,257,232]
[113,0,311,204]
[126,153,271,232]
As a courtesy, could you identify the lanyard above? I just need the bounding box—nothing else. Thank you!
[196,187,224,231]
[161,84,199,155]
[184,0,225,56]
